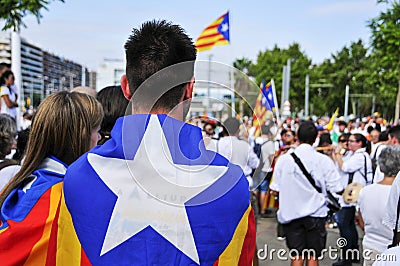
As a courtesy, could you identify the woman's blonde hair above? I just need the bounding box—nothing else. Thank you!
[0,91,103,206]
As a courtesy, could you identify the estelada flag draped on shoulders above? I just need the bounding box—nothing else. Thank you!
[195,11,230,52]
[0,157,69,265]
[60,114,255,265]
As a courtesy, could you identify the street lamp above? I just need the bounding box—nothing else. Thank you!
[304,75,333,117]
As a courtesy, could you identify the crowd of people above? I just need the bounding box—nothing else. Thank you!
[0,19,400,266]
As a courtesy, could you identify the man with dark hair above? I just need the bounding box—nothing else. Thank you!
[270,121,342,266]
[63,20,256,265]
[388,126,400,145]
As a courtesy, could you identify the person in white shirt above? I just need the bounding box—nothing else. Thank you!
[217,118,259,188]
[332,133,373,266]
[0,70,18,120]
[374,127,400,183]
[270,121,342,266]
[253,125,275,217]
[358,146,400,266]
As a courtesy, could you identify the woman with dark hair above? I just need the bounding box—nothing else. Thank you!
[332,133,373,265]
[0,70,18,119]
[96,85,129,145]
[0,91,103,264]
[358,146,400,266]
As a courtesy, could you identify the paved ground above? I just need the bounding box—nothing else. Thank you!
[255,216,364,266]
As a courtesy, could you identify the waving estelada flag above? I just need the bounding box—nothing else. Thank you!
[59,114,255,265]
[195,11,230,52]
[253,80,274,137]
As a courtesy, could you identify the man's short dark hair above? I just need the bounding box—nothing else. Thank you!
[223,118,241,136]
[389,126,400,142]
[297,121,318,145]
[124,20,196,111]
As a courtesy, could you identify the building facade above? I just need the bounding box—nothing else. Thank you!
[0,32,94,108]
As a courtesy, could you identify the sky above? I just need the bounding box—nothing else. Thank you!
[7,0,389,71]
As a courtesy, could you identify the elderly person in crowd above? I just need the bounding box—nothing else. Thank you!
[358,146,400,266]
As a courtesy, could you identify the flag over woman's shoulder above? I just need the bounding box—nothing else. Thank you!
[0,157,67,265]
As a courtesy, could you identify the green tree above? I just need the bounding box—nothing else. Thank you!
[0,0,64,31]
[251,43,312,115]
[313,40,373,117]
[368,0,400,122]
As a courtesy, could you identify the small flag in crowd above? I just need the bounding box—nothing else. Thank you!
[195,11,230,52]
[253,80,274,137]
[261,82,275,112]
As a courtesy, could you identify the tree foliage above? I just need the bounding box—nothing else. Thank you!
[368,0,400,121]
[240,1,400,120]
[251,43,311,114]
[0,0,64,31]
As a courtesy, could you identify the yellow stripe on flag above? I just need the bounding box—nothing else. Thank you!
[23,182,63,266]
[56,192,82,265]
[217,205,251,265]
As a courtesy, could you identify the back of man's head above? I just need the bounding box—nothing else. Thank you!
[124,20,196,112]
[223,118,241,136]
[297,121,318,145]
[389,125,400,144]
[261,125,271,136]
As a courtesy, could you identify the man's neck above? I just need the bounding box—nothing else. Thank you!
[131,108,184,121]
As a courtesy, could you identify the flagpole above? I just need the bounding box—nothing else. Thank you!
[207,54,213,116]
[228,11,235,117]
[271,79,280,125]
[230,68,235,117]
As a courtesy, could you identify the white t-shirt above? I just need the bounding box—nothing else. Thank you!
[358,184,392,252]
[383,173,400,232]
[0,162,20,191]
[0,85,17,119]
[271,144,343,224]
[372,246,400,265]
[217,136,259,174]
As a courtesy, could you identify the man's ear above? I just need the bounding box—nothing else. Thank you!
[121,74,132,101]
[183,77,195,100]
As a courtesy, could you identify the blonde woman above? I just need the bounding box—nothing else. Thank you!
[0,91,103,264]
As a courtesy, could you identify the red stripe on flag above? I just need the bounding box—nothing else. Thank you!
[196,32,222,41]
[81,248,92,265]
[203,24,219,31]
[45,198,61,265]
[196,40,219,49]
[238,208,256,265]
[0,189,51,265]
[213,258,219,266]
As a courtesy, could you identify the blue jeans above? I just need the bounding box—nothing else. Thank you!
[336,206,359,259]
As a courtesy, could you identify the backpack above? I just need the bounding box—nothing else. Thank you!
[253,140,269,158]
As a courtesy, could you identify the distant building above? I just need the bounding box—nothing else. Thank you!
[0,32,94,107]
[96,59,124,91]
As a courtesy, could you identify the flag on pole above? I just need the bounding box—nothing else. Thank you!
[253,80,274,137]
[261,82,275,112]
[195,11,230,52]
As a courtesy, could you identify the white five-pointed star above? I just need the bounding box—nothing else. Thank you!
[220,23,229,33]
[88,115,228,264]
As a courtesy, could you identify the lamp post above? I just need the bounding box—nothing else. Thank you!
[304,75,333,117]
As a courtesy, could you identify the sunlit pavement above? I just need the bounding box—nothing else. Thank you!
[256,216,364,266]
